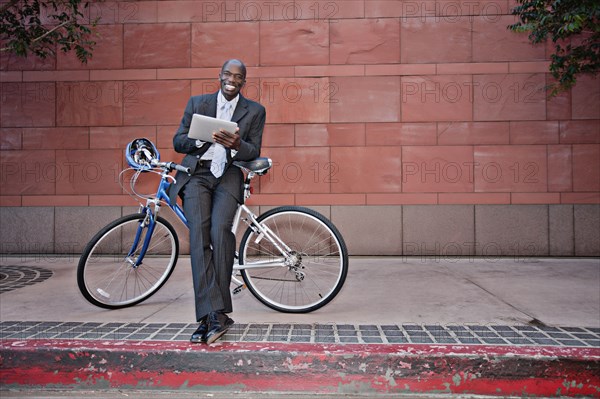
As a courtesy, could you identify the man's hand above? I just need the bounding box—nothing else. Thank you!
[213,127,240,151]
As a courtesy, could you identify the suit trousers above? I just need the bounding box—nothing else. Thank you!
[181,161,239,322]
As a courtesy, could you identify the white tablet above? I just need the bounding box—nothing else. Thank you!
[187,114,238,143]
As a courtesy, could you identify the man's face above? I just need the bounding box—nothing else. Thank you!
[220,62,246,101]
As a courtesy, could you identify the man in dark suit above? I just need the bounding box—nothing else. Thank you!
[170,59,266,344]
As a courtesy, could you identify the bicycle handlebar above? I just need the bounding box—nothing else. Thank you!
[168,162,191,174]
[150,159,191,174]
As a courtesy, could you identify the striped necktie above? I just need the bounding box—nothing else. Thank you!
[211,102,233,178]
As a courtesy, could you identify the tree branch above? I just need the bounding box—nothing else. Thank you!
[30,20,71,44]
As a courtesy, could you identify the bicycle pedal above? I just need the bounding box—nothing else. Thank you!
[232,284,246,295]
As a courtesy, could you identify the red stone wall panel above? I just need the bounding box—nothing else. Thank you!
[259,146,330,194]
[559,120,600,144]
[295,124,365,147]
[90,126,156,149]
[1,50,55,71]
[509,121,559,144]
[1,0,599,208]
[123,80,191,125]
[366,123,437,146]
[401,75,473,122]
[191,78,222,97]
[192,22,260,67]
[259,20,329,66]
[547,145,573,192]
[156,1,208,23]
[572,144,600,192]
[157,125,179,148]
[474,145,548,192]
[401,17,471,63]
[0,128,22,150]
[546,84,571,121]
[22,128,89,150]
[473,73,546,121]
[571,75,600,120]
[0,150,56,195]
[1,82,56,127]
[57,24,124,70]
[260,77,330,123]
[124,24,191,69]
[56,81,123,127]
[438,122,509,145]
[402,145,474,193]
[331,146,403,193]
[330,76,401,122]
[261,124,295,148]
[473,15,545,62]
[54,149,122,195]
[331,18,400,65]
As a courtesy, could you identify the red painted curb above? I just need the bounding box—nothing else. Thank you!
[2,339,599,397]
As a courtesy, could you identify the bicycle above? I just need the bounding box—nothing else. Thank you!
[77,138,348,313]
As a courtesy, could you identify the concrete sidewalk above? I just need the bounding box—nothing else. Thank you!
[1,255,599,327]
[1,255,599,397]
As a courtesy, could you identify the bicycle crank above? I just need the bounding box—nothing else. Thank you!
[232,283,246,295]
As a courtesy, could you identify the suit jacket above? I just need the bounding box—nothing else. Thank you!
[169,91,266,204]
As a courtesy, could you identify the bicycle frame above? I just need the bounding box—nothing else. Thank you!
[126,169,186,267]
[231,203,295,270]
[128,166,294,274]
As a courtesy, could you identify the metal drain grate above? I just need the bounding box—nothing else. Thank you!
[1,321,598,347]
[0,266,53,294]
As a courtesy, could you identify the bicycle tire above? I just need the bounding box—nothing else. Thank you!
[77,213,179,309]
[239,206,348,313]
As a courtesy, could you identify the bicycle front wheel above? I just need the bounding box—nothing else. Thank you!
[239,206,348,313]
[77,213,179,309]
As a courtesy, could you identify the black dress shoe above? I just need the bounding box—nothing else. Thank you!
[205,311,234,345]
[190,317,208,343]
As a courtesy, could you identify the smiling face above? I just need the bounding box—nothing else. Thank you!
[219,60,246,101]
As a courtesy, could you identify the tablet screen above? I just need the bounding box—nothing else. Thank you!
[188,114,238,143]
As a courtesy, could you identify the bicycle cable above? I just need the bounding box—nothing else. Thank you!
[119,167,165,204]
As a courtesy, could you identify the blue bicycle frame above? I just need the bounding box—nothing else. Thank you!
[128,171,187,267]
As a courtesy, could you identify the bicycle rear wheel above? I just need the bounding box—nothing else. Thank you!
[77,213,179,309]
[239,206,348,313]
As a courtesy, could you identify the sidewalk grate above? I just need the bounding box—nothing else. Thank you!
[0,266,53,294]
[1,320,598,347]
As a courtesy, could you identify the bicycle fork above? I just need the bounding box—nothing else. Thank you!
[126,206,158,268]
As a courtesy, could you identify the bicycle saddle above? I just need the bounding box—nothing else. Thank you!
[233,157,272,175]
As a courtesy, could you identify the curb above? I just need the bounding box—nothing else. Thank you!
[1,339,599,397]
